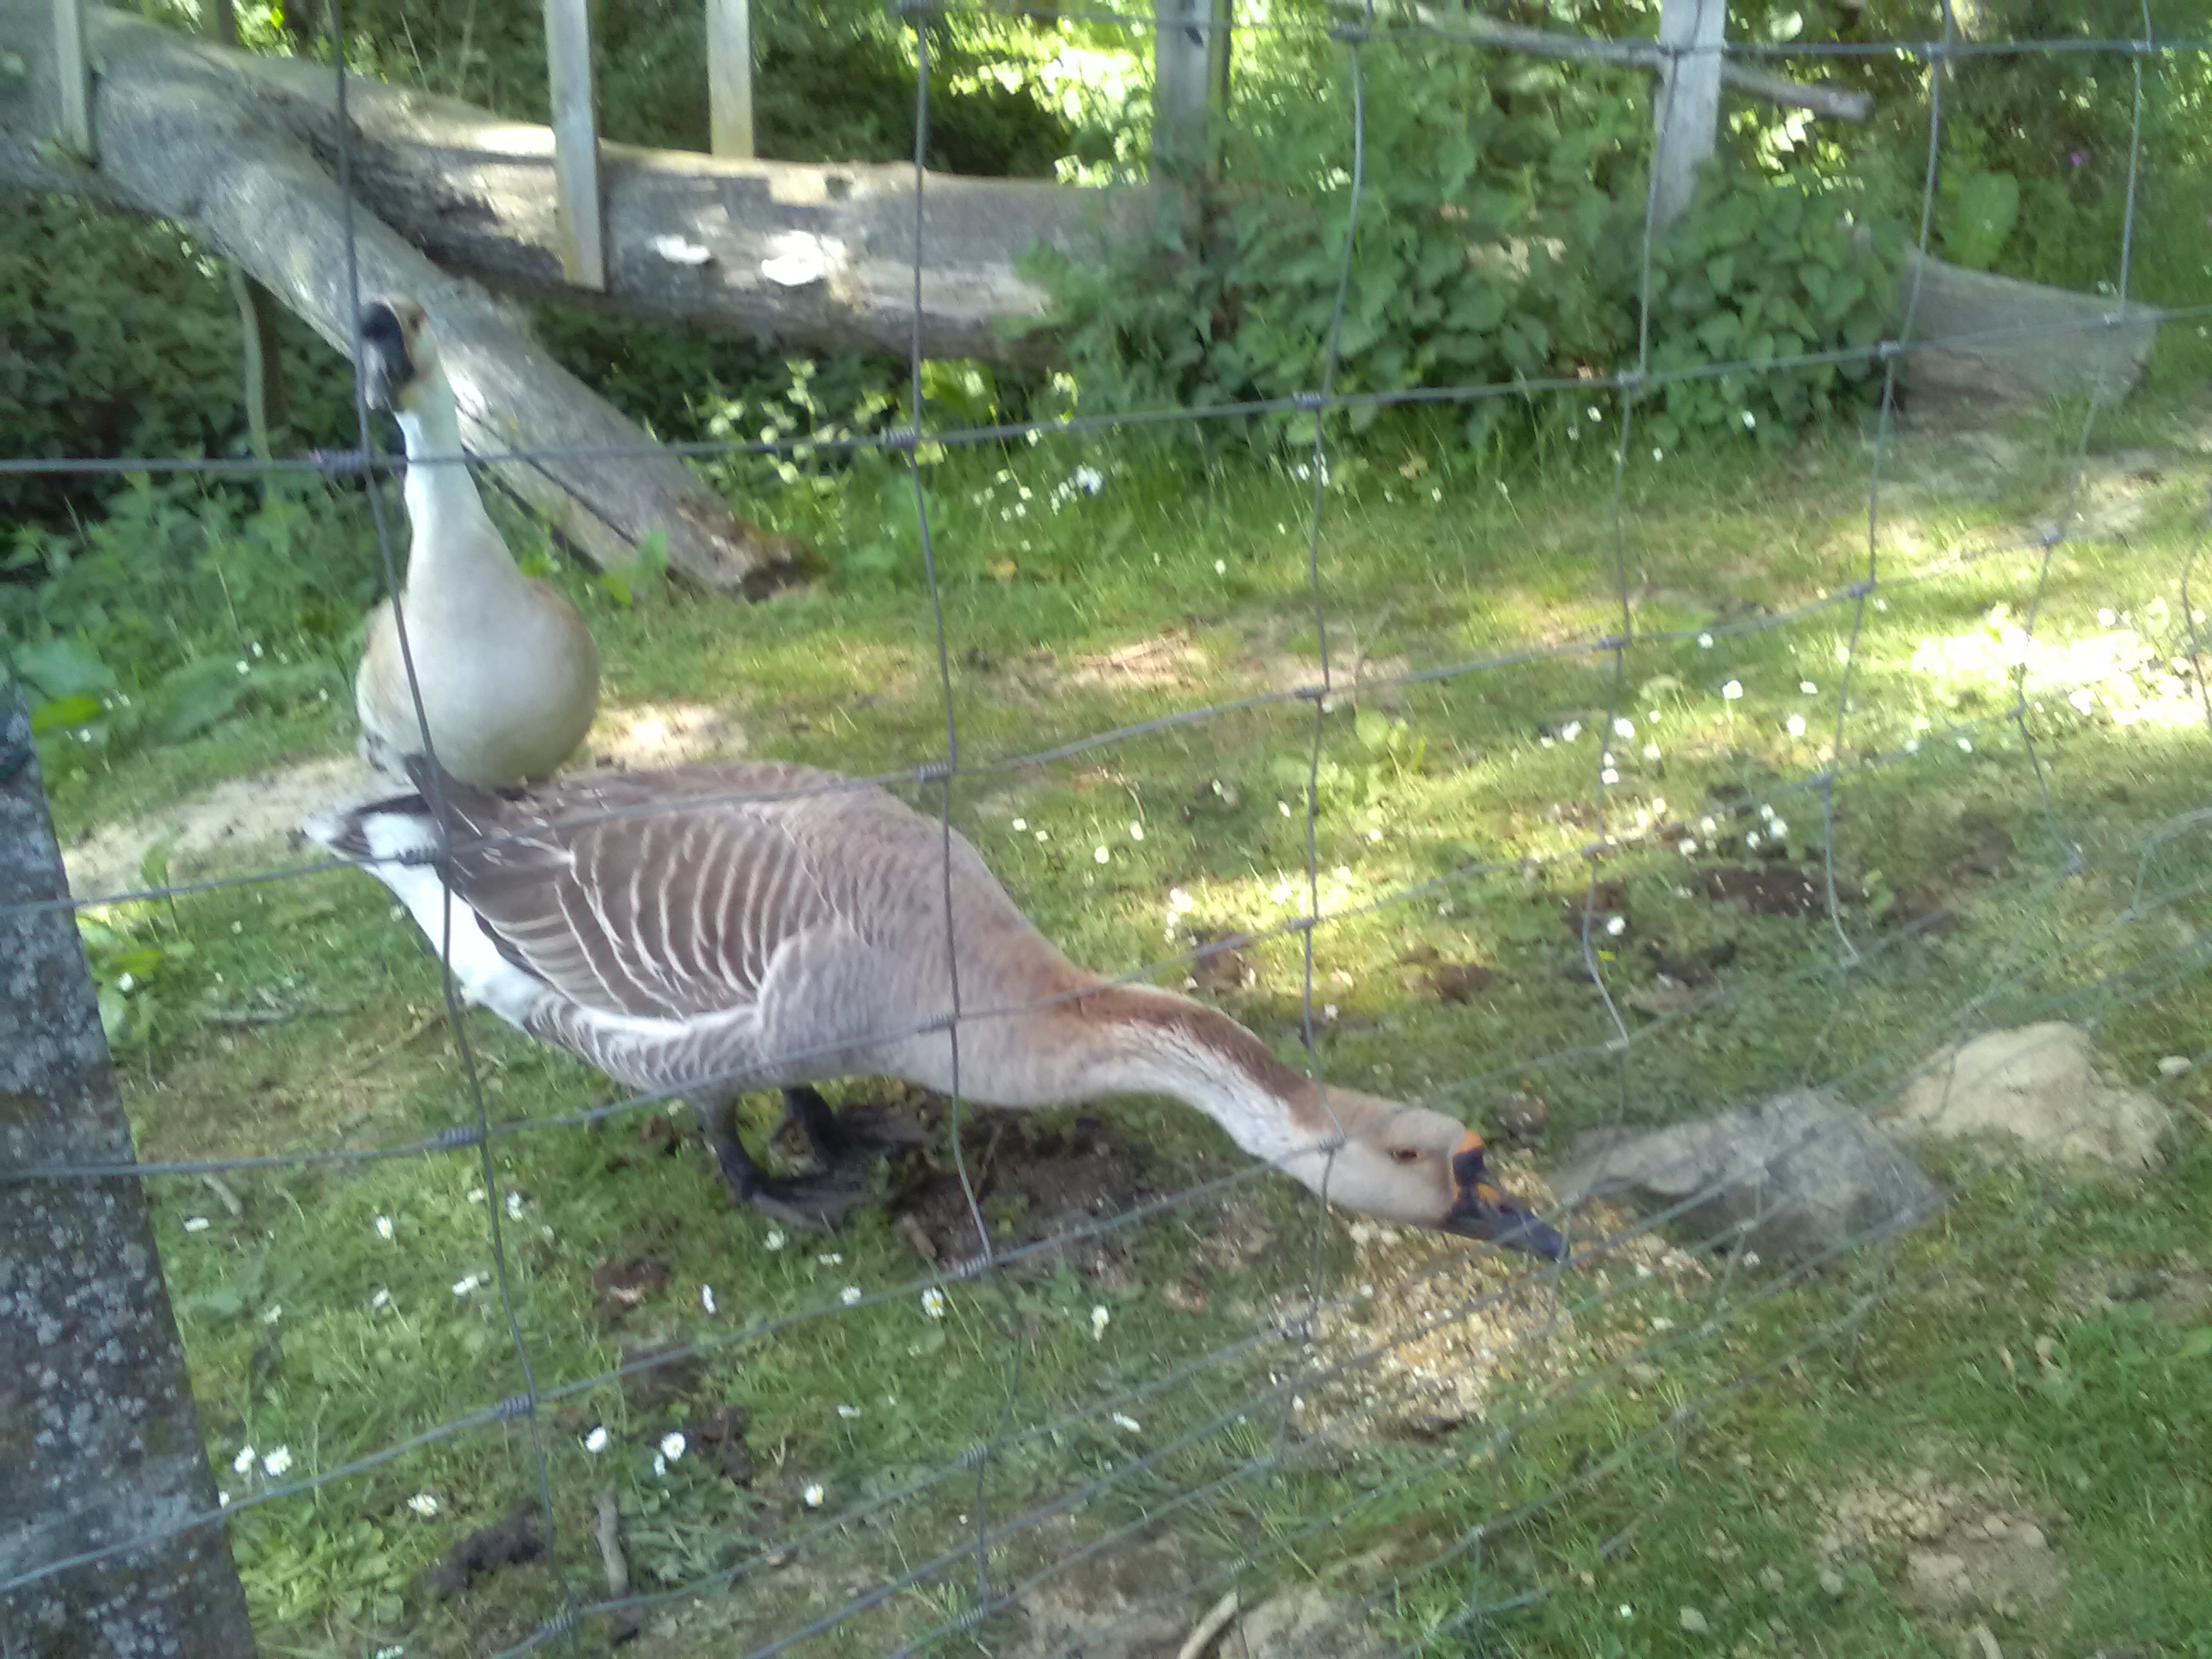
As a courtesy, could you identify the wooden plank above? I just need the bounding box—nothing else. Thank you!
[1652,0,1726,231]
[707,0,754,160]
[51,0,92,158]
[1402,0,1867,121]
[543,0,605,288]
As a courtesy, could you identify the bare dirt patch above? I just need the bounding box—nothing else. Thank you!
[1699,864,1822,917]
[1815,1470,2064,1623]
[1064,629,1212,690]
[63,753,379,901]
[888,1109,1154,1278]
[1303,1173,1697,1440]
[589,700,747,769]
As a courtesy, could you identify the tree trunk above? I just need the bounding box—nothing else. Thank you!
[0,695,260,1656]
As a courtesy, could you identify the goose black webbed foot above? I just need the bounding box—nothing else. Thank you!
[699,1092,868,1233]
[711,1135,866,1233]
[777,1086,928,1169]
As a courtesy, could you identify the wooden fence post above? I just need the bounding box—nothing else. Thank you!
[544,0,606,288]
[707,0,754,160]
[0,696,259,1654]
[50,0,91,159]
[1153,0,1230,178]
[1652,0,1726,231]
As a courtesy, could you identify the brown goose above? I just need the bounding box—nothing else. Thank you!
[353,296,600,789]
[306,757,1563,1258]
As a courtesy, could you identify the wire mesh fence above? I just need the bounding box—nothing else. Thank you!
[5,1,2211,1655]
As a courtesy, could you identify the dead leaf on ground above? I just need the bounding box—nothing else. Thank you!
[592,1254,671,1321]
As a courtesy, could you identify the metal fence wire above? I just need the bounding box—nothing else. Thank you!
[4,0,2211,1655]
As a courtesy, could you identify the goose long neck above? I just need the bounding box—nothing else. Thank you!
[392,370,514,595]
[1045,984,1324,1165]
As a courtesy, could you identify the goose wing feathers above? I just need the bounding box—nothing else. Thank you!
[399,760,1015,1023]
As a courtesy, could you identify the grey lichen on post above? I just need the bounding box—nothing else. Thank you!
[0,692,258,1656]
[1651,0,1726,232]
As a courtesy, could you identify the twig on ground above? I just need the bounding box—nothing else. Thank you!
[595,1484,640,1644]
[1176,1590,1241,1659]
[200,1173,244,1217]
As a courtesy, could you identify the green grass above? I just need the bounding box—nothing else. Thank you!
[46,378,2212,1658]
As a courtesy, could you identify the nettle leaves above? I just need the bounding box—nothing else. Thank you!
[1042,43,1894,457]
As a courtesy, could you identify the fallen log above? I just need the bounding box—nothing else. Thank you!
[0,2,1144,365]
[0,2,812,593]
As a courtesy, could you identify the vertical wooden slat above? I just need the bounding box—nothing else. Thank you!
[1153,0,1229,179]
[544,0,606,289]
[52,0,94,160]
[707,0,755,160]
[1651,0,1726,231]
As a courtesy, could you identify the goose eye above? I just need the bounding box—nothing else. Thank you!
[1389,1146,1422,1166]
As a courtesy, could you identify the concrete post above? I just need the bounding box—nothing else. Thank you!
[0,694,258,1656]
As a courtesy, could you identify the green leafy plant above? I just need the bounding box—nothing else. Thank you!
[1938,168,2022,271]
[1037,38,1894,458]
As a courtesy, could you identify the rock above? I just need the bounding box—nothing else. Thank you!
[1678,1605,1710,1633]
[1554,1088,1941,1269]
[1758,1567,1785,1595]
[1237,1586,1381,1657]
[1886,1023,2169,1171]
[1818,1566,1847,1597]
[1896,249,2160,413]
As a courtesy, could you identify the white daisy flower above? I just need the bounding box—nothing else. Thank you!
[407,1492,440,1516]
[922,1288,947,1318]
[1090,1305,1111,1340]
[261,1447,292,1478]
[840,1286,862,1306]
[183,1216,210,1233]
[659,1432,686,1463]
[232,1445,255,1476]
[584,1426,610,1454]
[701,1284,717,1314]
[1721,680,1743,701]
[803,1483,825,1507]
[1111,1413,1142,1433]
[764,1229,787,1252]
[375,1215,394,1241]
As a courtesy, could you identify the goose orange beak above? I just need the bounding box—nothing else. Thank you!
[1446,1131,1566,1260]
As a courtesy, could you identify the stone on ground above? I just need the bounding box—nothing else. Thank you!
[1884,1022,2169,1172]
[1554,1088,1941,1269]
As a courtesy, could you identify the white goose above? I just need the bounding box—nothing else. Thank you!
[353,296,600,789]
[306,757,1563,1257]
